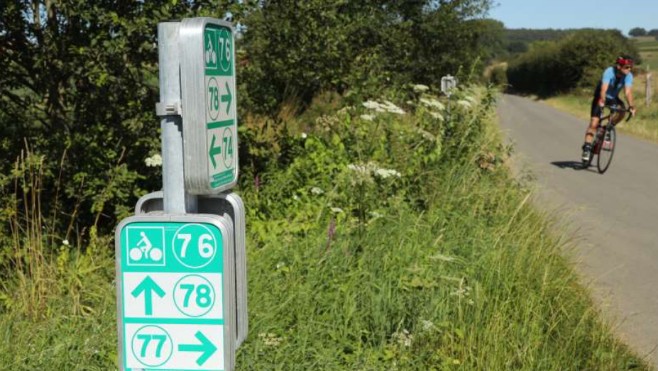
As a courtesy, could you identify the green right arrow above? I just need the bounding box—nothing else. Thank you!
[131,275,165,316]
[178,331,218,366]
[221,81,232,114]
[209,134,222,169]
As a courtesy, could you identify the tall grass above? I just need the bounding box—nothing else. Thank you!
[0,148,117,370]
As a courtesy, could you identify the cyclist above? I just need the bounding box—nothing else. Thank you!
[581,55,637,162]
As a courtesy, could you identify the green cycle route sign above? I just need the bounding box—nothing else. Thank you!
[180,18,238,195]
[115,214,236,370]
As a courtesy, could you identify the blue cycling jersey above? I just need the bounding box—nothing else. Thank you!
[600,66,633,99]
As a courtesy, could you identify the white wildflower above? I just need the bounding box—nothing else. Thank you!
[301,132,308,139]
[293,195,300,201]
[362,100,381,110]
[429,112,444,121]
[457,100,471,109]
[62,239,70,246]
[360,114,376,121]
[258,333,283,347]
[311,187,324,195]
[337,106,353,115]
[417,128,435,141]
[347,162,376,174]
[330,207,344,214]
[430,253,456,262]
[369,211,384,219]
[276,262,286,270]
[421,319,436,332]
[382,100,405,114]
[463,95,477,104]
[144,153,162,167]
[392,329,413,347]
[413,84,430,93]
[375,168,401,179]
[420,97,445,111]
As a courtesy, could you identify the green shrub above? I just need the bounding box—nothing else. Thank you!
[507,30,641,96]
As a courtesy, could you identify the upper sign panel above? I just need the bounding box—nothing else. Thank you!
[180,18,238,195]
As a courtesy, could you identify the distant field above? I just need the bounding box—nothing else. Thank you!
[633,36,658,70]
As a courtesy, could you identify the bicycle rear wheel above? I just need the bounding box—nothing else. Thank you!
[597,126,616,173]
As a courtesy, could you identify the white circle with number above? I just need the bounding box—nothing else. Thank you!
[219,29,231,72]
[172,224,217,269]
[222,127,234,168]
[173,274,216,317]
[207,77,220,121]
[131,325,173,367]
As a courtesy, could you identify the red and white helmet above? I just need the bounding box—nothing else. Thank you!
[616,56,634,67]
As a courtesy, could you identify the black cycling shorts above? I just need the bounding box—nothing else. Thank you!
[591,96,624,118]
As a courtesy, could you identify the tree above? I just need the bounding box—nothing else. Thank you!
[629,27,647,37]
[0,1,247,242]
[507,29,641,96]
[648,29,658,37]
[239,0,495,113]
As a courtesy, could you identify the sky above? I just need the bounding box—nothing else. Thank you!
[487,0,658,35]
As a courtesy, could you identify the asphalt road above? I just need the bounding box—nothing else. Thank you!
[497,94,658,367]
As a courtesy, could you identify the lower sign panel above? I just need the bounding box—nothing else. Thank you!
[124,324,225,370]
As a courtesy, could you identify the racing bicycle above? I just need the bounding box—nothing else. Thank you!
[582,105,632,174]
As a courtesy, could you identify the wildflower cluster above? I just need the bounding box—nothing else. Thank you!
[362,100,406,115]
[347,162,401,179]
[144,153,162,167]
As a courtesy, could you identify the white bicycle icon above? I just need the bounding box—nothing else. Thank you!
[129,232,163,262]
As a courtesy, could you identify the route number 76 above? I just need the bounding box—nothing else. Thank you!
[176,233,214,258]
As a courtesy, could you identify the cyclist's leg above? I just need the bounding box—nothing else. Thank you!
[610,97,625,125]
[582,97,601,161]
[585,96,602,144]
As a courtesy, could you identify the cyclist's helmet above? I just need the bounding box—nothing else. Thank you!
[616,55,634,67]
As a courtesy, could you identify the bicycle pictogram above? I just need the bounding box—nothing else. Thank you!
[127,227,165,266]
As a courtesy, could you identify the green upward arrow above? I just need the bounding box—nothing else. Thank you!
[131,275,165,316]
[209,135,222,169]
[178,331,218,366]
[221,81,232,115]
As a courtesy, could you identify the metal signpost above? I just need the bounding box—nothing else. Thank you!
[180,18,238,195]
[116,17,245,371]
[116,214,236,371]
[134,191,249,348]
[441,74,457,97]
[441,75,458,120]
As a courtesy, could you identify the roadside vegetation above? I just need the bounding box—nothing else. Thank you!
[0,1,650,369]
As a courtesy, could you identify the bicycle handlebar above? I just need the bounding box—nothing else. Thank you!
[603,104,634,122]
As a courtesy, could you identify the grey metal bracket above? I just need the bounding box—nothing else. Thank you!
[155,101,183,116]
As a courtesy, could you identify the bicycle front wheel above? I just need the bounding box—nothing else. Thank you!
[597,126,616,174]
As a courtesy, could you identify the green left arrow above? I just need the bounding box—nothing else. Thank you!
[221,81,232,114]
[209,134,222,169]
[131,275,165,316]
[178,331,217,366]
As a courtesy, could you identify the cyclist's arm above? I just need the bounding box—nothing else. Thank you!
[598,83,608,106]
[624,86,636,115]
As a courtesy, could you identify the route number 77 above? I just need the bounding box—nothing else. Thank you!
[137,334,167,357]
